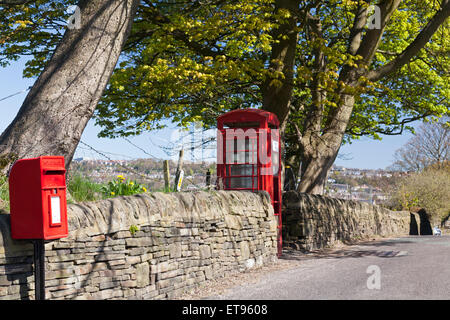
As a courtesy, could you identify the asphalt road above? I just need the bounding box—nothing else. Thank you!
[210,235,450,300]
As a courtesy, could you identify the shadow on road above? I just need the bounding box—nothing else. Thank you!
[281,235,450,262]
[280,248,408,261]
[279,237,415,261]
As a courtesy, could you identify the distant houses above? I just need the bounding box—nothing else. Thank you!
[324,164,401,204]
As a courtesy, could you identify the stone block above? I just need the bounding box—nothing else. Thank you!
[199,245,212,260]
[169,243,182,259]
[240,241,250,260]
[225,215,242,230]
[135,263,150,288]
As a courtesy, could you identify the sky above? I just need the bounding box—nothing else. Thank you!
[0,57,418,170]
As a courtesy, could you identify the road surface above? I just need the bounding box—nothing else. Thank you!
[209,235,450,300]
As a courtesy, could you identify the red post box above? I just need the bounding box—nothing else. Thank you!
[9,156,68,240]
[217,109,282,256]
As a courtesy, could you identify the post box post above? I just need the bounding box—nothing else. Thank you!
[33,239,45,300]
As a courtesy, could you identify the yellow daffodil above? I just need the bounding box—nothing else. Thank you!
[142,187,147,192]
[110,192,115,195]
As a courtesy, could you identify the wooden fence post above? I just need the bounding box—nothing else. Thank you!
[173,149,184,191]
[163,160,170,192]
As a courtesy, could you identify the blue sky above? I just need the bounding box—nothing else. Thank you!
[0,57,417,170]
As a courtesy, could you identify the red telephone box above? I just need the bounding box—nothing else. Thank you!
[217,109,282,256]
[9,156,68,240]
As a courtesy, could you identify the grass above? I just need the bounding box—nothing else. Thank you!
[67,174,105,203]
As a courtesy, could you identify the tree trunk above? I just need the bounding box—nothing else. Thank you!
[297,94,356,194]
[297,149,339,194]
[261,0,299,129]
[0,0,139,174]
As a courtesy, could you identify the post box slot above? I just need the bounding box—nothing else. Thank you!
[43,170,66,175]
[42,169,66,188]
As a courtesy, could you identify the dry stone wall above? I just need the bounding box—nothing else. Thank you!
[0,191,278,300]
[282,191,415,251]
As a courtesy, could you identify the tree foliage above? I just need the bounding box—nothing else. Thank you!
[3,1,448,138]
[101,0,449,141]
[0,0,139,172]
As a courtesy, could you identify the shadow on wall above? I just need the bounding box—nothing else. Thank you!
[409,213,418,235]
[409,210,432,235]
[418,209,432,235]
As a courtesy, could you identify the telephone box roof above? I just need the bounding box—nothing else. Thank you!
[217,109,279,129]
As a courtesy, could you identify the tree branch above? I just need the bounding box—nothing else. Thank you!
[367,0,450,81]
[356,0,402,65]
[347,2,369,56]
[346,111,434,137]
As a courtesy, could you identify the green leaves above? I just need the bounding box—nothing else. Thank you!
[67,174,104,203]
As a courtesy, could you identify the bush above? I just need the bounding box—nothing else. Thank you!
[67,174,105,203]
[391,165,450,225]
[101,175,147,197]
